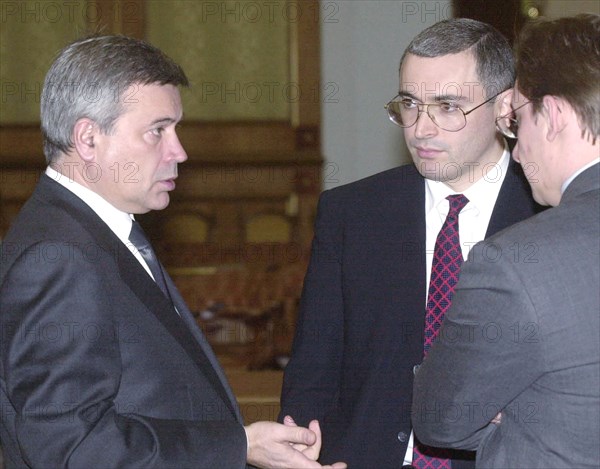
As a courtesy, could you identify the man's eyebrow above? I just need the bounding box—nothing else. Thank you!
[149,117,178,126]
[397,91,419,100]
[397,92,468,102]
[435,94,468,102]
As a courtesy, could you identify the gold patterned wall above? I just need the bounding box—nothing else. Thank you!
[146,1,291,121]
[1,0,294,123]
[0,1,91,123]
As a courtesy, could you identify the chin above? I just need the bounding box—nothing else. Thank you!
[152,194,171,211]
[414,164,443,182]
[532,190,553,207]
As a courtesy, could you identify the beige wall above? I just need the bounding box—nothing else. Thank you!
[0,1,89,123]
[543,0,600,17]
[0,1,294,123]
[320,0,454,187]
[146,1,291,121]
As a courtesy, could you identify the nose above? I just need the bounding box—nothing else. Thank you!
[169,132,188,163]
[414,108,439,139]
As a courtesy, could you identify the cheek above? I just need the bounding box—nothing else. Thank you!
[516,134,533,161]
[449,130,483,159]
[461,117,491,143]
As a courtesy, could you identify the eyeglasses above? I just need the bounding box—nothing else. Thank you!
[495,101,532,139]
[385,89,506,132]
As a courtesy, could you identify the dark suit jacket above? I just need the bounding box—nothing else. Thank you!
[279,161,543,468]
[412,164,600,468]
[0,175,247,468]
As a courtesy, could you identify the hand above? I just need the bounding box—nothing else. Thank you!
[283,415,321,461]
[491,412,502,425]
[245,420,347,469]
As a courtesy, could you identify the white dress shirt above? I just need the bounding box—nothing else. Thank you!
[45,166,155,279]
[424,149,511,292]
[404,148,511,465]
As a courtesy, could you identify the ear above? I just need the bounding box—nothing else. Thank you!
[494,88,514,118]
[72,118,97,162]
[541,95,568,142]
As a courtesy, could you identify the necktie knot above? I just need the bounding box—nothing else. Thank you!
[129,220,151,252]
[446,194,469,216]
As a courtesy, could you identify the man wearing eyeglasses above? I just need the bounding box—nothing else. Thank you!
[280,18,544,469]
[412,14,599,469]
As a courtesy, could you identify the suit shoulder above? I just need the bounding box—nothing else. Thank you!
[1,180,118,272]
[485,192,599,249]
[3,189,81,246]
[321,164,421,203]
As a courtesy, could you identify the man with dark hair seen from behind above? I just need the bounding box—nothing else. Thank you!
[0,35,346,469]
[413,14,600,468]
[280,18,544,469]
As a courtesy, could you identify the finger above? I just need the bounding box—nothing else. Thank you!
[288,426,317,446]
[291,422,319,458]
[286,416,305,448]
[305,420,322,458]
[291,442,309,452]
[281,449,324,469]
[308,420,321,438]
[329,463,348,469]
[284,415,297,427]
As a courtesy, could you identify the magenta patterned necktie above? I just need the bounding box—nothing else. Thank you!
[413,194,469,469]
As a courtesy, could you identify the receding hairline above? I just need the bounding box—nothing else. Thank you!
[398,48,486,94]
[399,47,478,73]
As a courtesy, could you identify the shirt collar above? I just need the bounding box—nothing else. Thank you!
[45,166,133,242]
[561,159,600,194]
[425,147,510,215]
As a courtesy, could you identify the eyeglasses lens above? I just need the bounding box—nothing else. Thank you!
[386,101,466,131]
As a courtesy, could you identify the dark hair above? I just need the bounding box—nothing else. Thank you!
[400,18,515,97]
[516,14,600,142]
[41,35,189,163]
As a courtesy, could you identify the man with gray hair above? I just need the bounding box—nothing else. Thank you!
[279,18,543,468]
[0,35,346,469]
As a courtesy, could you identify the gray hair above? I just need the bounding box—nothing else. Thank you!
[41,35,189,163]
[400,18,515,97]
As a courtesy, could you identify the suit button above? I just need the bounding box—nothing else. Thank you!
[397,431,408,442]
[413,364,420,375]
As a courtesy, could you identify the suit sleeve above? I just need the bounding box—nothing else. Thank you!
[0,242,247,469]
[411,240,545,450]
[279,190,345,426]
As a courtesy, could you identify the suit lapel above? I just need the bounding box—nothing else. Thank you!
[38,176,240,421]
[116,253,239,420]
[386,165,427,292]
[487,159,542,237]
[163,273,242,422]
[377,166,428,358]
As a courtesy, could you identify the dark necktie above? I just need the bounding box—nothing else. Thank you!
[128,220,171,300]
[413,194,469,469]
[128,221,234,412]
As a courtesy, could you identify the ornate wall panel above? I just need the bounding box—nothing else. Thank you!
[0,1,90,123]
[147,0,290,121]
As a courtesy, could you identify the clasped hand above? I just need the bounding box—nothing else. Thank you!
[245,415,347,469]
